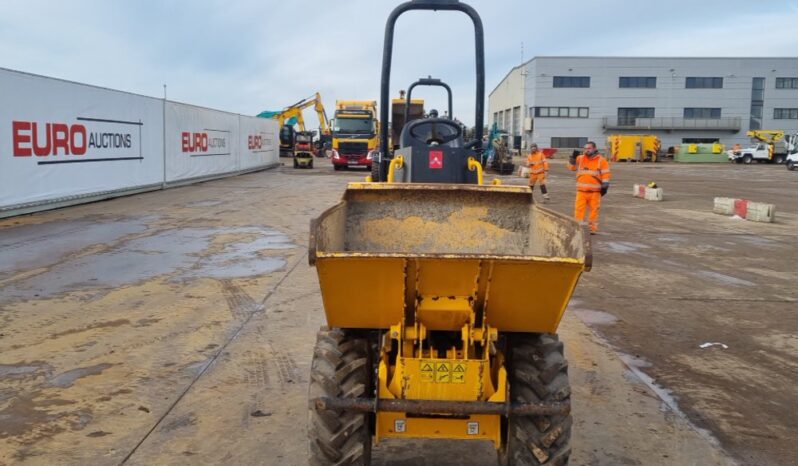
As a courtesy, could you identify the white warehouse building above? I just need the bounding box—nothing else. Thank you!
[488,56,798,151]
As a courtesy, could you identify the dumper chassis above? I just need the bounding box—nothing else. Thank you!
[307,2,589,464]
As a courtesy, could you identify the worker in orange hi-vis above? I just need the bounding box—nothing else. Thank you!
[568,141,611,234]
[526,143,550,201]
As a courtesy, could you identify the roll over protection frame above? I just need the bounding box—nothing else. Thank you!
[404,77,453,123]
[379,0,485,160]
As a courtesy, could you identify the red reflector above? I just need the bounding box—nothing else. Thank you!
[429,150,443,169]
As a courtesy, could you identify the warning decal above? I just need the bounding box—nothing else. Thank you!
[419,360,466,383]
[452,362,466,384]
[435,362,451,383]
[420,362,434,382]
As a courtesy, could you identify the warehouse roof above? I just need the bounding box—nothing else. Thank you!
[489,56,798,97]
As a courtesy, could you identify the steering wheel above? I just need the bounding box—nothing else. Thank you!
[408,119,463,145]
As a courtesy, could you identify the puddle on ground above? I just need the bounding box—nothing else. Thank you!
[185,200,224,208]
[696,270,755,287]
[574,309,618,325]
[602,241,650,254]
[0,362,52,380]
[0,218,149,279]
[1,226,294,300]
[48,363,113,388]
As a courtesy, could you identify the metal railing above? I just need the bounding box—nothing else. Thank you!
[602,116,741,131]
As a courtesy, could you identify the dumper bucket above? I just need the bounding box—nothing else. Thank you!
[309,183,591,333]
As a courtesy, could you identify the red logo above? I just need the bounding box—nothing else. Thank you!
[12,121,88,157]
[248,135,262,150]
[181,132,208,152]
[429,150,443,169]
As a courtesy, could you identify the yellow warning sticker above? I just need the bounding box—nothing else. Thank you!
[452,362,466,383]
[419,360,467,383]
[420,361,434,382]
[435,362,451,383]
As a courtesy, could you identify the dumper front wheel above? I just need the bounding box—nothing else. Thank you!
[308,328,373,465]
[499,334,572,466]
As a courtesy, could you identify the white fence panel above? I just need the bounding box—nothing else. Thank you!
[239,115,279,170]
[165,102,240,183]
[0,69,164,211]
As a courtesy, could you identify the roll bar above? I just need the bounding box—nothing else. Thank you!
[404,77,453,123]
[379,0,485,158]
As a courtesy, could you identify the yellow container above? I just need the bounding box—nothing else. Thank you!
[607,134,660,161]
[309,182,591,334]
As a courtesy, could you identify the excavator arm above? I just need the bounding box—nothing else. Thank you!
[260,92,330,135]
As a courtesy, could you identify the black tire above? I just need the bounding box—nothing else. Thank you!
[371,158,387,182]
[498,333,572,466]
[743,154,753,164]
[293,160,298,169]
[334,165,342,171]
[774,155,785,164]
[787,160,795,171]
[308,328,372,465]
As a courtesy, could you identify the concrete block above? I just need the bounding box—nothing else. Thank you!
[713,197,775,223]
[633,184,663,201]
[713,197,735,215]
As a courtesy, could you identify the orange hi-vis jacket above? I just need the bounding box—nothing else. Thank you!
[527,151,549,177]
[568,153,611,192]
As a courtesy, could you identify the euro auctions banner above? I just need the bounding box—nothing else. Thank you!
[239,115,278,170]
[0,68,164,209]
[165,102,240,183]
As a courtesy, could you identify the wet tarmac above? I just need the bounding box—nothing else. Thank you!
[1,156,796,465]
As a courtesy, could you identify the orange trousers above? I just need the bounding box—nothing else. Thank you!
[575,191,601,232]
[528,173,545,186]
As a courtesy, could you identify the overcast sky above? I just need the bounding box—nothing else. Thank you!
[2,0,797,126]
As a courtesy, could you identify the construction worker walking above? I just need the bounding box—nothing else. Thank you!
[568,141,611,233]
[527,143,550,200]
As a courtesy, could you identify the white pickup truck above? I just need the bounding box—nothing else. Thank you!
[727,143,787,164]
[787,151,797,171]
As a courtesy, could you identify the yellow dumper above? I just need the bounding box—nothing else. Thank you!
[307,2,590,464]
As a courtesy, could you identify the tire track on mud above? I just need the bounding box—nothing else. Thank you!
[119,251,307,464]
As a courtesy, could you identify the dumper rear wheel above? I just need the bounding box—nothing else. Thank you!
[499,334,572,466]
[308,328,373,465]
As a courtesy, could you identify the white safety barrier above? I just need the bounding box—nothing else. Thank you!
[0,68,278,217]
[633,184,663,201]
[713,197,775,223]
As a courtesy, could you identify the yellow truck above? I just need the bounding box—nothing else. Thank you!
[607,134,660,162]
[331,100,379,170]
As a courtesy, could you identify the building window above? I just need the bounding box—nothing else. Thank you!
[512,106,521,136]
[775,77,798,89]
[551,137,588,148]
[493,112,499,127]
[686,77,723,89]
[553,76,590,88]
[682,138,719,144]
[751,78,765,130]
[534,106,589,118]
[774,108,798,119]
[684,108,721,119]
[619,77,656,88]
[617,107,655,126]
